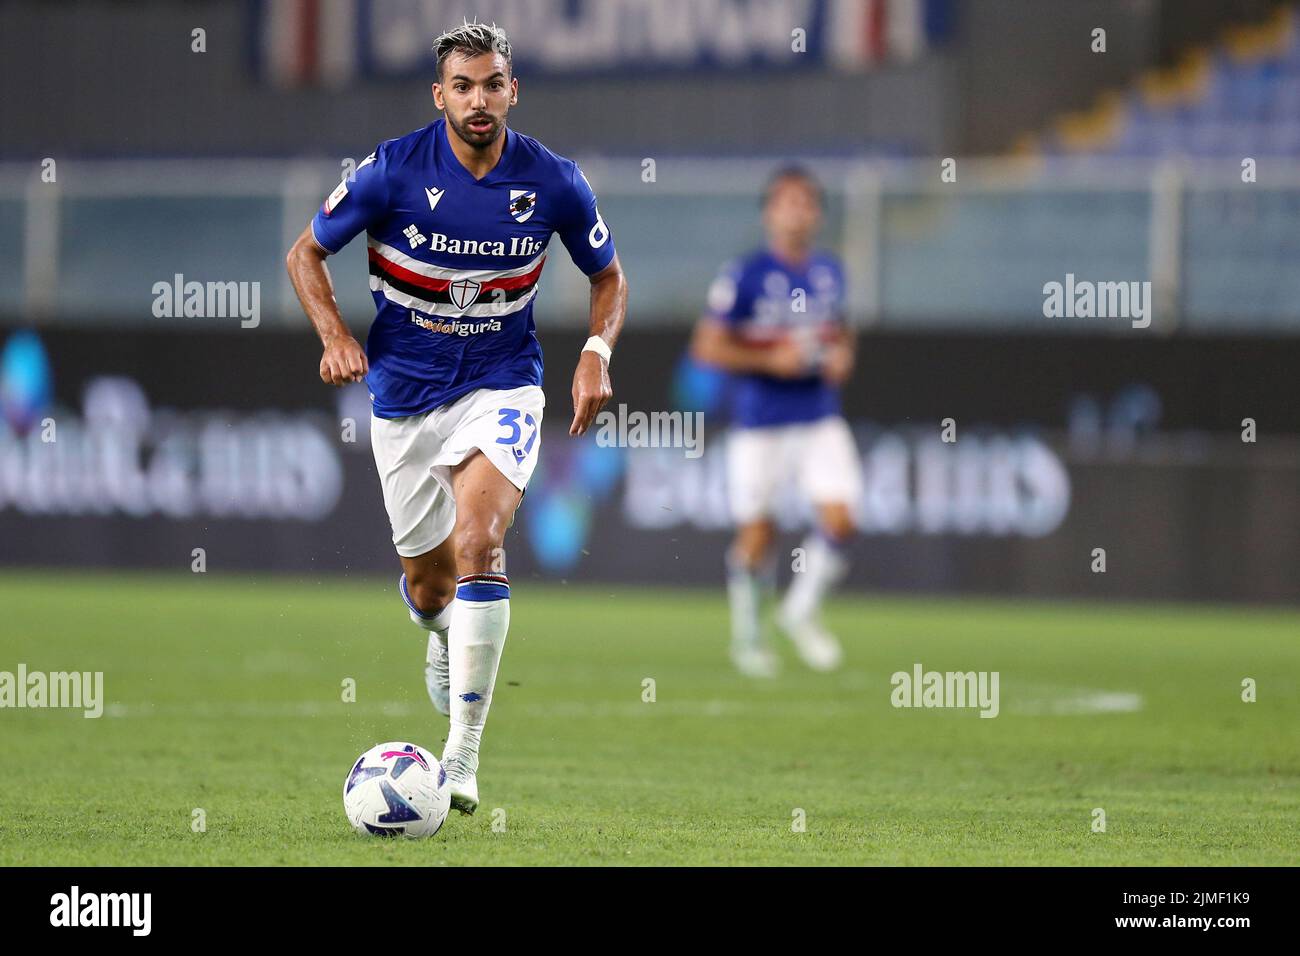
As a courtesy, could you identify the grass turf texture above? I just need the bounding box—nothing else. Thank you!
[0,571,1296,866]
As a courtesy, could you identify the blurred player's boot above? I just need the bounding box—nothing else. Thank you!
[727,552,779,677]
[442,756,479,815]
[400,573,454,716]
[778,534,848,671]
[730,643,780,678]
[777,615,843,672]
[442,572,510,814]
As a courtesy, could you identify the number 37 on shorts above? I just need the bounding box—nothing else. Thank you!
[466,383,545,491]
[495,407,539,464]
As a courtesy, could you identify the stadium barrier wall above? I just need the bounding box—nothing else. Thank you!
[0,325,1296,603]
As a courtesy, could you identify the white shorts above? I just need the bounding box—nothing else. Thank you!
[727,415,863,524]
[370,384,545,557]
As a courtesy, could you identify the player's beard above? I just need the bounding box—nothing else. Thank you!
[449,110,505,150]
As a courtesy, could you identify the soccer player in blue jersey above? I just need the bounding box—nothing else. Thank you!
[286,21,627,814]
[690,167,859,678]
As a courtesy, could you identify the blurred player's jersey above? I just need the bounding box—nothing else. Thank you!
[311,119,615,418]
[706,249,846,428]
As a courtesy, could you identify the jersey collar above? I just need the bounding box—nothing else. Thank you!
[438,118,518,186]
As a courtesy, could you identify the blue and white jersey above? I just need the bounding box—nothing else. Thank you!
[706,248,846,429]
[311,119,615,418]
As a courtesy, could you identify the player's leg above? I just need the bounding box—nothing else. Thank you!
[440,449,521,813]
[370,411,460,715]
[778,416,862,671]
[398,541,457,716]
[779,499,853,647]
[725,426,787,677]
[728,518,779,677]
[420,384,544,812]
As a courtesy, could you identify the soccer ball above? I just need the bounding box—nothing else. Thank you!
[343,741,450,838]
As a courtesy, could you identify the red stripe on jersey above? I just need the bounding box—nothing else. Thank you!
[738,324,843,346]
[479,257,546,292]
[368,247,546,294]
[367,248,452,292]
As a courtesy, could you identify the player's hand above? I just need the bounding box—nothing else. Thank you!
[764,340,810,379]
[821,341,854,386]
[570,350,612,436]
[320,334,368,386]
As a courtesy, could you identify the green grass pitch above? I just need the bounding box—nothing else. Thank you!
[0,571,1296,866]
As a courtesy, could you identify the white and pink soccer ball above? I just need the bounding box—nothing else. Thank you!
[342,741,450,839]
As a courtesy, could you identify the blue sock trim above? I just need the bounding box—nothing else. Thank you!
[456,573,509,603]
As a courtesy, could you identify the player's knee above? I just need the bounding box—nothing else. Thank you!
[733,521,775,566]
[820,506,856,543]
[452,524,505,575]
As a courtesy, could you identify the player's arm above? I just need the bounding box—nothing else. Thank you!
[287,146,390,386]
[558,164,627,437]
[285,226,368,386]
[821,324,856,386]
[570,253,627,436]
[689,260,806,378]
[689,318,806,378]
[820,264,856,386]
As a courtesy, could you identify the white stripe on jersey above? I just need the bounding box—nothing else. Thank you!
[367,237,548,284]
[368,277,541,319]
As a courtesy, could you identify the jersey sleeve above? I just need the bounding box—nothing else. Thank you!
[705,259,752,327]
[555,162,616,276]
[310,145,391,254]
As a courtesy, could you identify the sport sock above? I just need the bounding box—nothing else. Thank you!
[781,532,848,625]
[726,550,772,652]
[399,572,454,637]
[399,573,454,713]
[443,572,510,777]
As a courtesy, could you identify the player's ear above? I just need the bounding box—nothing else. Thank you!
[509,77,518,106]
[431,82,444,110]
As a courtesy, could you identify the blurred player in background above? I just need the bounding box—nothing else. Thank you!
[286,21,627,812]
[690,167,860,677]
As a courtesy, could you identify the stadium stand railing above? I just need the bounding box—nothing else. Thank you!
[1,154,1297,332]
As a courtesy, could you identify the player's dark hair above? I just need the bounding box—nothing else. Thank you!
[433,21,512,81]
[762,165,823,209]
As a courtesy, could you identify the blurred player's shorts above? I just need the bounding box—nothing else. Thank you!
[727,415,863,524]
[370,384,545,556]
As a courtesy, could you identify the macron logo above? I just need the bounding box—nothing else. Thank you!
[426,186,445,212]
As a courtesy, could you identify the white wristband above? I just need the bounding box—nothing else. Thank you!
[582,335,612,365]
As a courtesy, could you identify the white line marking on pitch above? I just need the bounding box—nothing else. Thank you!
[1010,691,1143,716]
[102,689,1143,719]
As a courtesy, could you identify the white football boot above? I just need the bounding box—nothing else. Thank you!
[442,754,479,815]
[777,612,844,672]
[730,642,780,678]
[425,632,451,716]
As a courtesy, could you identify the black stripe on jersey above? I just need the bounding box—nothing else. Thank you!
[368,261,539,305]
